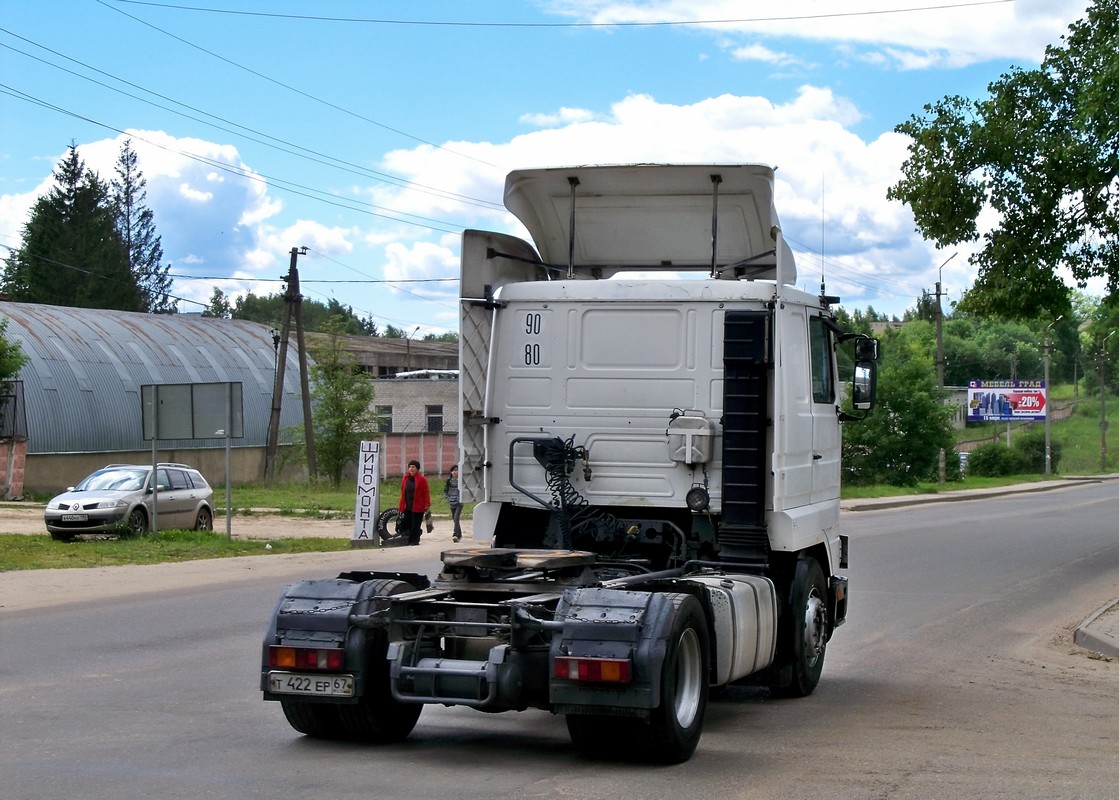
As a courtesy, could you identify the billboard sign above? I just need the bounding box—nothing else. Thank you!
[967,380,1047,422]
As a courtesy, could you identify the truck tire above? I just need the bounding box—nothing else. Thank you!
[376,509,401,543]
[280,700,344,738]
[334,578,423,742]
[565,593,709,764]
[771,556,828,698]
[645,593,709,762]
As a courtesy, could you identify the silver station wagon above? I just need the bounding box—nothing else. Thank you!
[44,463,215,541]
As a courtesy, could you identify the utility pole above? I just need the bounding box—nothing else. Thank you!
[264,247,316,481]
[935,253,955,484]
[1043,316,1062,475]
[1101,331,1115,473]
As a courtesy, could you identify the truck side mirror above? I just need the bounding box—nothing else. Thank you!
[852,361,877,410]
[854,337,878,362]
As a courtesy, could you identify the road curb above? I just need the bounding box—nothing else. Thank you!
[1074,599,1119,660]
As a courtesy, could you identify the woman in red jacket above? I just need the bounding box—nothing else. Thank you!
[398,460,431,546]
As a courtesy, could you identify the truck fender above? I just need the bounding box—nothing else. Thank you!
[549,587,694,712]
[261,575,420,698]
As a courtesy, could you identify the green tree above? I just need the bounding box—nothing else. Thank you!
[113,139,174,313]
[306,315,378,488]
[0,317,29,441]
[202,287,233,319]
[0,318,28,380]
[842,332,955,486]
[888,0,1119,319]
[231,291,380,335]
[2,145,139,310]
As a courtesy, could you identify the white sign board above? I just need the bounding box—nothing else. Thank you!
[352,441,380,543]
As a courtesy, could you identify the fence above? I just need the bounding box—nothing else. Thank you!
[379,432,458,479]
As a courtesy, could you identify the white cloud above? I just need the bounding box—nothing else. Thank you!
[730,42,799,66]
[520,107,599,128]
[543,0,1088,68]
[369,85,940,315]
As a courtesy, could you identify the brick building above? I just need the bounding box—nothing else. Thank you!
[371,370,459,478]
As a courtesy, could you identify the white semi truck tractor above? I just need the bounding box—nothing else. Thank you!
[261,163,879,763]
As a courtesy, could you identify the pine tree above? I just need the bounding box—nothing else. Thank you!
[113,140,174,313]
[2,145,140,310]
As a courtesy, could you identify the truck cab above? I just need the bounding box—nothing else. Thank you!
[261,163,877,763]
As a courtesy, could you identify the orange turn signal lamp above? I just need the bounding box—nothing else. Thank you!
[553,655,632,684]
[268,645,344,671]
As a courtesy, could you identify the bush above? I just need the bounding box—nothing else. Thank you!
[966,428,1061,477]
[966,442,1019,477]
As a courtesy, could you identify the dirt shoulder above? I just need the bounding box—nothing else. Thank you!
[0,504,471,615]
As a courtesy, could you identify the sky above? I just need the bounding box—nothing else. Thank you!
[0,0,1097,335]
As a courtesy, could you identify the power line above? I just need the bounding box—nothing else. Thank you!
[109,0,1021,27]
[97,0,501,170]
[0,30,504,212]
[0,242,208,311]
[0,82,472,235]
[167,273,456,284]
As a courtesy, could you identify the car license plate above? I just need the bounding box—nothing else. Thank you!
[61,514,88,522]
[268,671,354,698]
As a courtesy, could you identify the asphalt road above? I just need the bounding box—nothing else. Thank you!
[1,483,1116,800]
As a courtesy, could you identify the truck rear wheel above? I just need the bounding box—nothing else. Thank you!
[280,700,344,738]
[565,593,709,764]
[335,578,422,742]
[646,593,709,762]
[771,556,828,698]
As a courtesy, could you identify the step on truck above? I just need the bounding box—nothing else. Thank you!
[260,163,879,763]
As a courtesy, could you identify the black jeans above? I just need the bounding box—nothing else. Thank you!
[402,509,424,545]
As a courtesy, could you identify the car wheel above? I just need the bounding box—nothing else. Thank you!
[126,507,149,537]
[194,506,214,531]
[48,530,75,543]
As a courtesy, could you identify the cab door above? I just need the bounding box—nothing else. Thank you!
[808,314,841,503]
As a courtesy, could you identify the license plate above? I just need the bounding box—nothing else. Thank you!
[61,514,88,522]
[267,671,354,698]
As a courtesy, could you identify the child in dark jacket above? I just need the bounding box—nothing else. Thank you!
[444,464,463,542]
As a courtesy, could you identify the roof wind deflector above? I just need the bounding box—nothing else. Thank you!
[710,174,722,278]
[566,176,580,279]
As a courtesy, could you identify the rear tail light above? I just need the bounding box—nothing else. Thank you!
[554,656,632,684]
[269,645,344,671]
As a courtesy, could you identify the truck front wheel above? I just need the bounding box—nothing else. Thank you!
[772,556,828,698]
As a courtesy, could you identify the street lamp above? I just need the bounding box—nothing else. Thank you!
[1101,331,1116,472]
[405,325,421,372]
[1043,316,1062,476]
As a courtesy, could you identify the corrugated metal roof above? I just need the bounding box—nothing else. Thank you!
[0,301,306,454]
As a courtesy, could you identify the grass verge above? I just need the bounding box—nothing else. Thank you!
[0,529,350,572]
